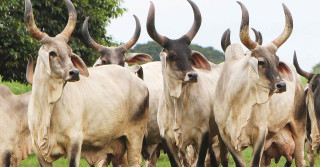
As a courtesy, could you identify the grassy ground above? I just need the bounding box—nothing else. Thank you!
[16,148,320,166]
[1,77,315,166]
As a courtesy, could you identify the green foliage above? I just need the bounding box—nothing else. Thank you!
[130,41,225,63]
[0,76,31,94]
[0,0,125,83]
[312,62,320,74]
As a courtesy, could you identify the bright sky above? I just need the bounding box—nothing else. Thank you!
[107,0,320,71]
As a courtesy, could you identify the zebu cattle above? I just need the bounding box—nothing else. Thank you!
[25,0,149,166]
[294,53,320,167]
[0,86,32,167]
[0,56,35,167]
[251,29,296,167]
[147,0,224,166]
[83,15,152,67]
[215,2,306,167]
[83,15,164,167]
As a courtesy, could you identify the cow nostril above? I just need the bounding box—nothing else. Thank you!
[188,72,198,79]
[69,70,79,76]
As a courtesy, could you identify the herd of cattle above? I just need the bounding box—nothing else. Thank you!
[1,0,320,167]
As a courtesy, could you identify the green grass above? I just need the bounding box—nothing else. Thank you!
[0,76,31,94]
[17,148,320,166]
[1,78,317,166]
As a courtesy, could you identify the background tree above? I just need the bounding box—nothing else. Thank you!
[0,0,125,82]
[131,41,225,63]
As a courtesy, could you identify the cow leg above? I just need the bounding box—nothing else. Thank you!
[250,128,266,167]
[290,122,307,167]
[0,151,11,167]
[145,144,161,167]
[305,141,314,167]
[196,132,211,167]
[260,152,271,167]
[68,141,82,167]
[161,137,180,167]
[218,136,229,167]
[219,134,245,167]
[207,144,219,167]
[125,135,144,167]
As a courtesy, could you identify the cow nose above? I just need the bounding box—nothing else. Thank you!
[276,81,286,92]
[68,69,80,81]
[69,70,79,76]
[188,72,198,81]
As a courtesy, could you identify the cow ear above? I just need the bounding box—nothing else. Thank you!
[191,51,211,71]
[160,50,167,69]
[278,61,293,82]
[249,57,259,77]
[128,65,144,80]
[39,49,51,74]
[71,53,89,77]
[26,55,34,85]
[125,53,153,64]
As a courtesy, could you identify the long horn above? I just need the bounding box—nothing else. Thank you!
[293,51,313,80]
[272,4,293,48]
[237,1,257,50]
[120,15,141,52]
[251,28,263,45]
[26,55,34,85]
[82,17,103,51]
[184,0,202,42]
[59,0,77,39]
[146,2,167,47]
[24,0,46,41]
[221,29,231,52]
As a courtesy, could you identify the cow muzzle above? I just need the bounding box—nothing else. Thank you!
[184,72,198,82]
[274,81,286,93]
[66,69,80,82]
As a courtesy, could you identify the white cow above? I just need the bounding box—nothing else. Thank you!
[214,2,306,167]
[24,0,149,167]
[83,15,164,166]
[147,0,224,166]
[0,85,32,167]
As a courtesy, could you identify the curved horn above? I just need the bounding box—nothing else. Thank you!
[237,1,257,50]
[120,15,141,52]
[146,2,167,47]
[293,51,313,80]
[26,55,34,85]
[59,0,77,39]
[221,29,231,52]
[24,0,46,41]
[82,17,103,51]
[272,4,293,48]
[251,28,263,45]
[184,0,202,42]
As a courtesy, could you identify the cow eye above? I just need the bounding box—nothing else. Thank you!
[49,51,57,57]
[258,60,265,66]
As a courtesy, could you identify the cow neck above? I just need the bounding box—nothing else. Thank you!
[161,66,187,148]
[29,58,65,161]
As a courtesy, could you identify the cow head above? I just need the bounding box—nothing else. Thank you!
[147,0,210,84]
[222,2,293,95]
[294,53,320,148]
[83,16,152,67]
[25,0,88,82]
